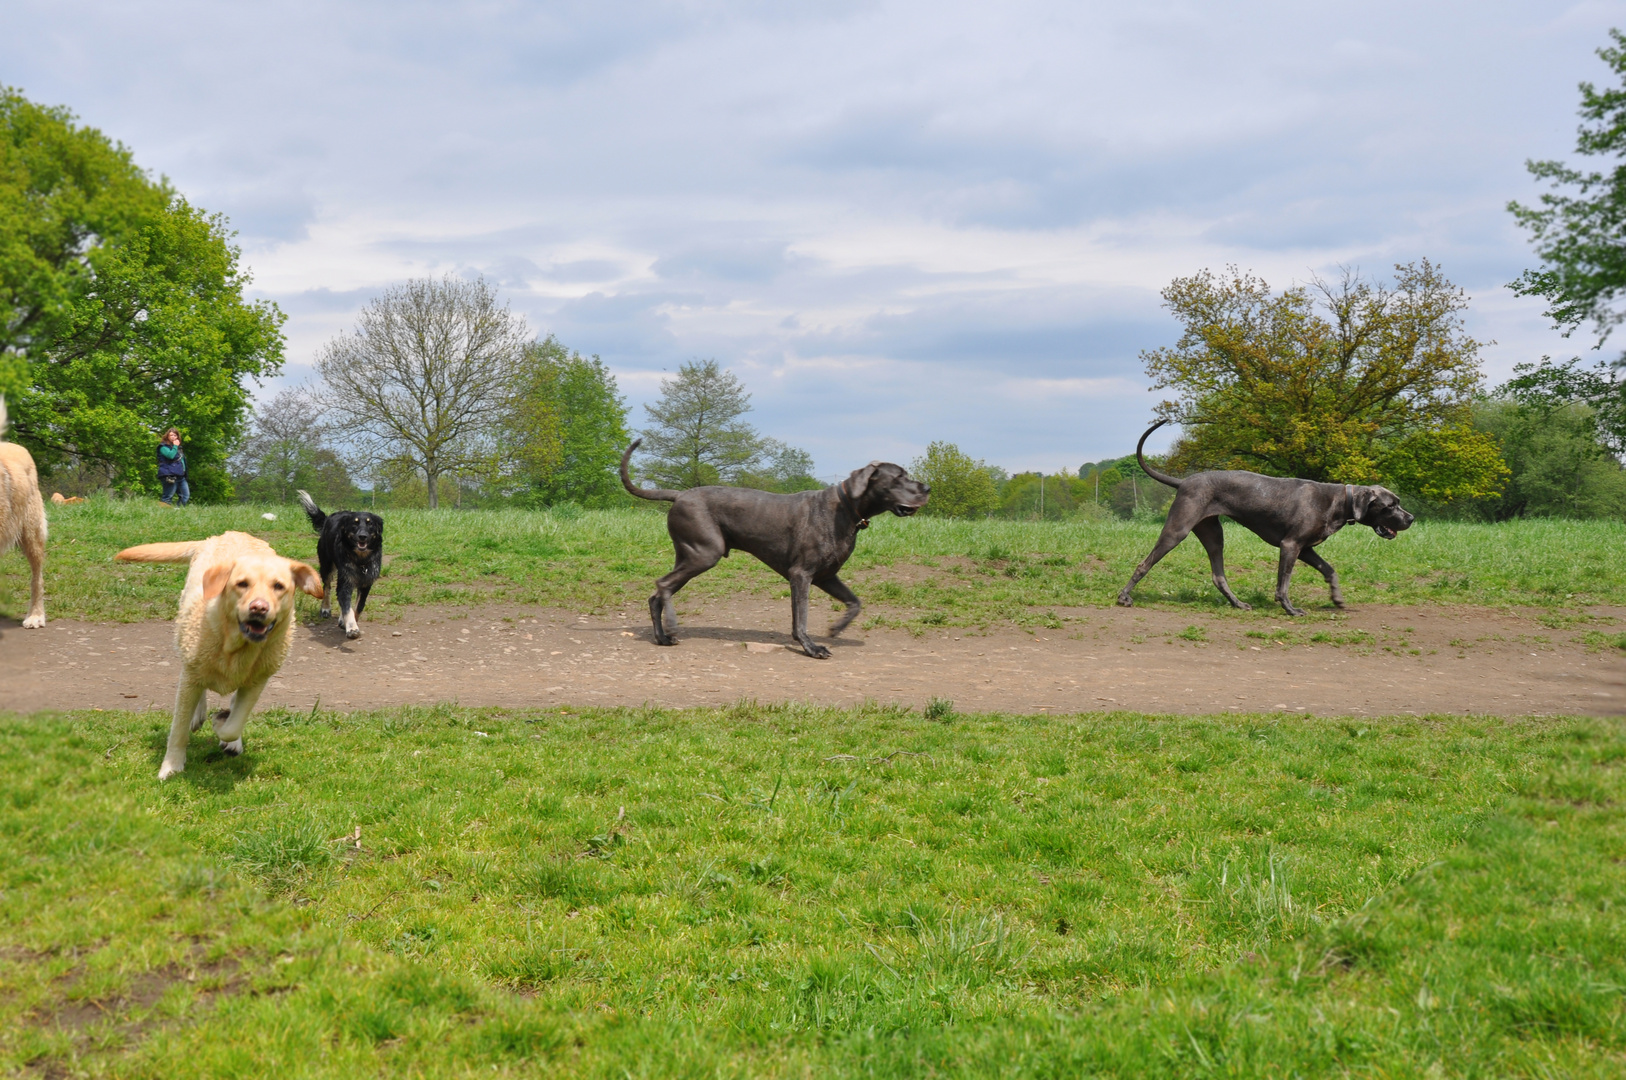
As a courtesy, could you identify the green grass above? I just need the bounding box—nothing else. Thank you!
[5,497,1626,625]
[3,703,1623,1076]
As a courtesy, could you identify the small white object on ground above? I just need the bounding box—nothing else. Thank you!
[262,512,277,520]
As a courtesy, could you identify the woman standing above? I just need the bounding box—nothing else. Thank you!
[157,428,189,506]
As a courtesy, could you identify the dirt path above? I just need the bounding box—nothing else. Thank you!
[4,597,1623,718]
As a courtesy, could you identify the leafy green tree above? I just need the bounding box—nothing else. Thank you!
[504,335,631,507]
[1509,29,1626,347]
[1145,262,1505,499]
[910,441,998,518]
[1,88,284,499]
[230,388,355,506]
[1461,398,1626,520]
[636,359,812,490]
[1501,355,1626,455]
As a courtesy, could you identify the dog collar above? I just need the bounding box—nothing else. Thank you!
[838,482,870,530]
[1345,484,1357,525]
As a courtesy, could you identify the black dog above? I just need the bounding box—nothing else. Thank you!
[297,490,383,639]
[620,440,930,658]
[1117,420,1415,616]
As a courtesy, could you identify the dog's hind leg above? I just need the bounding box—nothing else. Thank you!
[355,580,373,617]
[816,575,862,637]
[1191,517,1250,610]
[319,567,334,619]
[159,680,206,780]
[1118,505,1200,607]
[1299,546,1344,608]
[20,519,45,628]
[1274,541,1306,617]
[213,679,267,756]
[789,570,830,659]
[649,539,724,646]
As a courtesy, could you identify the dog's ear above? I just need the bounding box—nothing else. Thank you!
[288,561,324,599]
[847,462,881,500]
[202,562,234,603]
[1351,487,1376,520]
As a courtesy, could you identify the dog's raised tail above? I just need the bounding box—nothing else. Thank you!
[1135,419,1183,489]
[115,541,206,564]
[296,489,326,531]
[619,439,679,501]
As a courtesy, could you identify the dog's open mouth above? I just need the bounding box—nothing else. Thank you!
[239,618,272,642]
[892,504,922,517]
[1373,525,1397,540]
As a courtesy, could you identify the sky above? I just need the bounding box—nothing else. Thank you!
[4,0,1621,477]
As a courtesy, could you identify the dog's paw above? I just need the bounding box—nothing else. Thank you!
[1115,594,1134,608]
[804,644,832,659]
[345,625,362,639]
[21,614,44,629]
[158,759,184,780]
[220,738,244,756]
[319,607,332,619]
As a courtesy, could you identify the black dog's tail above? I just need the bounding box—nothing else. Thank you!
[619,440,680,501]
[296,489,327,531]
[1135,419,1184,489]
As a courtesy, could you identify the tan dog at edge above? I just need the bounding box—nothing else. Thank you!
[0,395,47,628]
[116,532,322,780]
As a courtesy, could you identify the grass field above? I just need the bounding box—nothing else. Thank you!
[2,703,1622,1077]
[5,498,1626,627]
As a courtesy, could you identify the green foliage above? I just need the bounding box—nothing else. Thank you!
[3,704,1625,1076]
[505,336,631,508]
[1449,398,1626,520]
[1377,424,1510,503]
[738,439,822,492]
[1147,263,1495,491]
[1504,354,1626,455]
[1,89,284,501]
[910,441,999,518]
[638,359,763,488]
[1509,29,1626,346]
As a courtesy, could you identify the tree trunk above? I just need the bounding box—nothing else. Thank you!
[426,466,439,510]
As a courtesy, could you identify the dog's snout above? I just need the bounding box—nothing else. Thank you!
[248,598,270,616]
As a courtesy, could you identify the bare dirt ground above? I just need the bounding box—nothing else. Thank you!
[3,596,1623,718]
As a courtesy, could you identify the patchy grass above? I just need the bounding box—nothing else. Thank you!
[5,497,1626,625]
[2,702,1623,1077]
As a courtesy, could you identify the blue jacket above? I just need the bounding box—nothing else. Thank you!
[157,442,187,478]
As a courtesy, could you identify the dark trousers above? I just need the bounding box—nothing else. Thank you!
[161,477,190,505]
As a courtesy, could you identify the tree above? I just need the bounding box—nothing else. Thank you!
[1501,355,1626,455]
[230,388,354,506]
[1509,29,1626,348]
[317,276,528,509]
[910,441,999,518]
[1144,262,1506,499]
[2,88,284,498]
[739,439,822,492]
[1459,398,1626,520]
[503,335,631,507]
[637,359,764,488]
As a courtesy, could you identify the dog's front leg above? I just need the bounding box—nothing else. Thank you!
[789,573,830,658]
[213,679,268,756]
[338,574,361,638]
[20,526,45,628]
[1275,542,1306,617]
[1299,547,1344,608]
[160,680,207,780]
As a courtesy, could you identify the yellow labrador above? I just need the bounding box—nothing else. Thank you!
[0,396,47,629]
[116,532,322,780]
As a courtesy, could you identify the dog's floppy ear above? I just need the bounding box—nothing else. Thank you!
[1351,487,1376,520]
[288,561,324,599]
[202,562,234,603]
[847,462,881,500]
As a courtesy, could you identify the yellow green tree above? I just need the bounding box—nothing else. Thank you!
[1144,261,1507,500]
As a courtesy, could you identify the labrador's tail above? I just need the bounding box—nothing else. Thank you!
[620,439,680,501]
[1135,419,1183,489]
[115,541,206,564]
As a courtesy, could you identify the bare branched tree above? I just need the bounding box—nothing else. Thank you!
[317,276,529,508]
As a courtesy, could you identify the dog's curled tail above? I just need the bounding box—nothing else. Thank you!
[115,541,206,564]
[296,489,326,531]
[1135,419,1184,490]
[619,439,679,501]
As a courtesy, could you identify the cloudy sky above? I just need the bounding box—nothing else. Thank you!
[4,1,1619,476]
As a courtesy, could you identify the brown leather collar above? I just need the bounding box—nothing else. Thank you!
[838,481,870,530]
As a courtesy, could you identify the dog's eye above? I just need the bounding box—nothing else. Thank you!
[272,581,286,591]
[236,579,249,589]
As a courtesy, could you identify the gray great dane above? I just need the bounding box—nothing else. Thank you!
[1117,420,1415,616]
[620,441,930,657]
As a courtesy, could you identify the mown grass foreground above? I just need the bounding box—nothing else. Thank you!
[2,703,1622,1077]
[7,498,1626,626]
